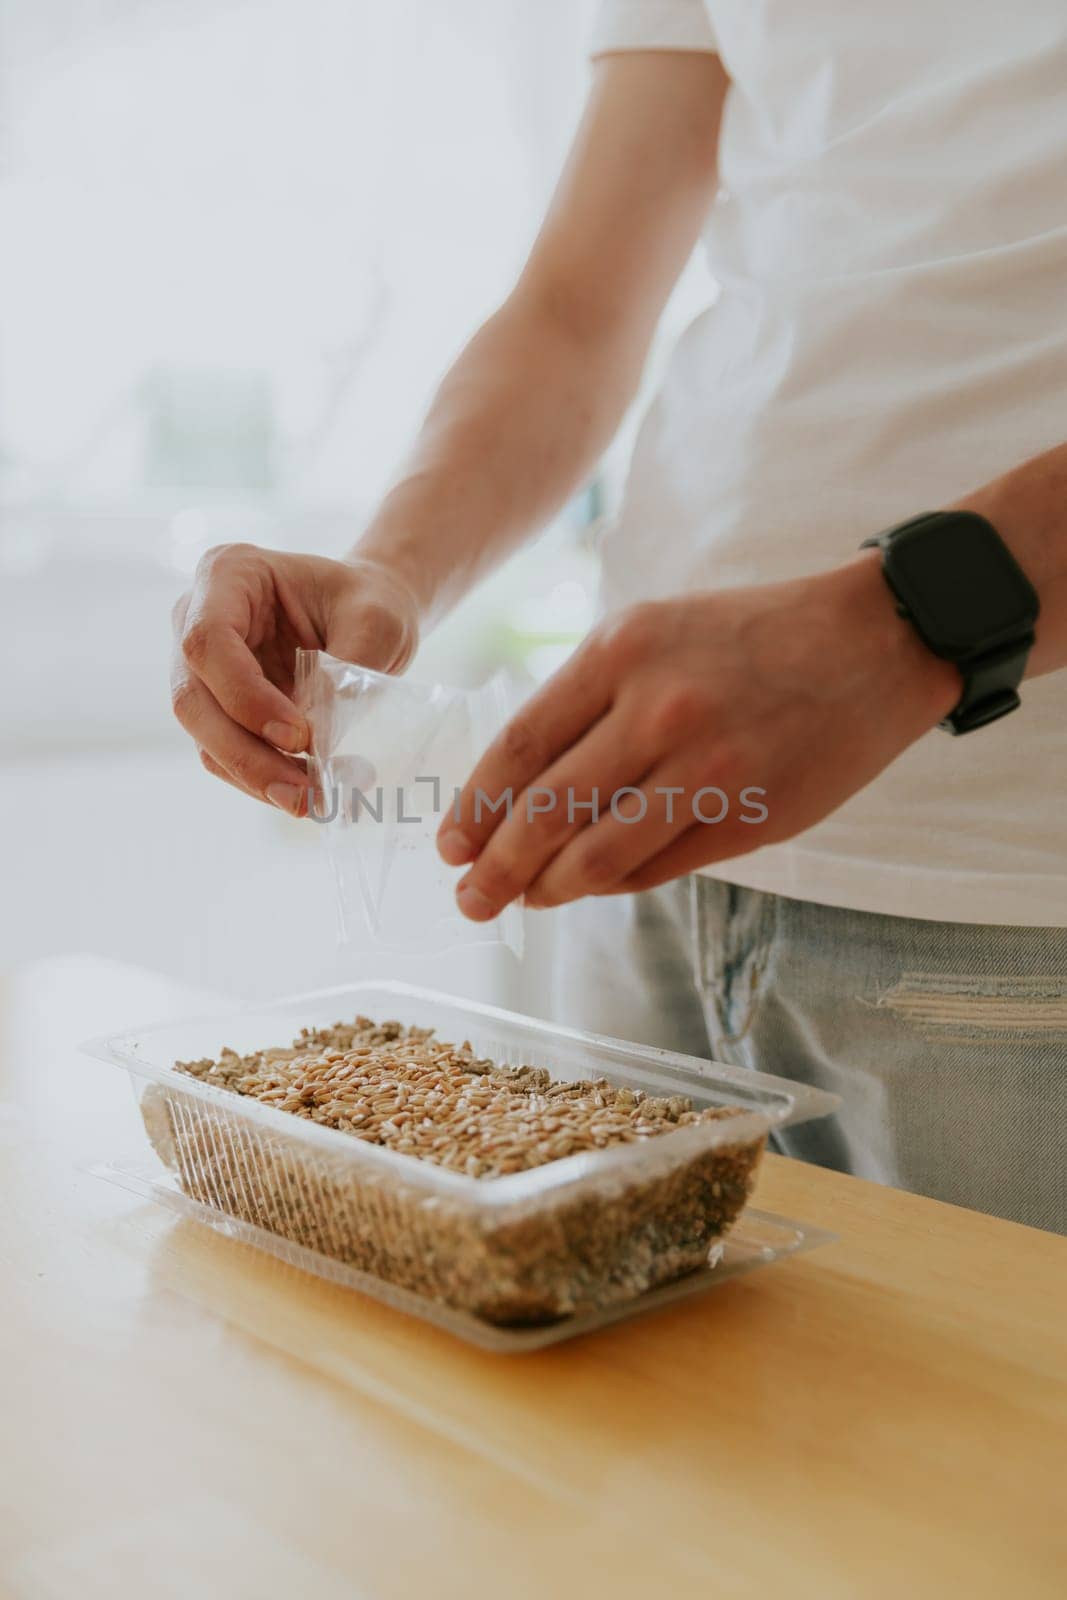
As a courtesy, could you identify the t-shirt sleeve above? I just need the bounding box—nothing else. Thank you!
[588,0,718,57]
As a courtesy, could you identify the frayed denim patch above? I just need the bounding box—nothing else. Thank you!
[870,971,1067,1044]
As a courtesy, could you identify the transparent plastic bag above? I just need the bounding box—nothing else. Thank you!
[296,650,524,957]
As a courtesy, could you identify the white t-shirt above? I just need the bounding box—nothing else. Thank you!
[590,0,1067,927]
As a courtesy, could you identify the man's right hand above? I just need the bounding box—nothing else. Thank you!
[170,52,726,817]
[170,544,419,814]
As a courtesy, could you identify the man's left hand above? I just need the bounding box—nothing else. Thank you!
[437,554,959,919]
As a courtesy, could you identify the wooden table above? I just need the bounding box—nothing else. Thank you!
[3,958,1065,1599]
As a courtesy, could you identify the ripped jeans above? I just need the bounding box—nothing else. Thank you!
[552,877,1067,1234]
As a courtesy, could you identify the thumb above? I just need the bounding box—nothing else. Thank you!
[325,568,419,673]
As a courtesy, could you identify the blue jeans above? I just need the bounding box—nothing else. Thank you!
[553,877,1067,1234]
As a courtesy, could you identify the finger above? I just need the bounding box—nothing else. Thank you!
[171,668,311,814]
[521,761,695,909]
[527,747,767,907]
[438,640,614,867]
[197,747,259,800]
[180,611,309,754]
[451,710,648,922]
[171,591,191,636]
[179,549,309,750]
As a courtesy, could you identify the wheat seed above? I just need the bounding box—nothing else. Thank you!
[176,1016,741,1181]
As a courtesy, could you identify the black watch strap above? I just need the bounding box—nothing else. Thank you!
[937,639,1031,734]
[861,511,1039,736]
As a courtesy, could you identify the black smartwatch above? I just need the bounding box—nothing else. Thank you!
[861,510,1039,735]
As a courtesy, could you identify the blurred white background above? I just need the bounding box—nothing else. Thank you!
[0,0,711,1012]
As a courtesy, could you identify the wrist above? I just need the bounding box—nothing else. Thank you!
[344,539,428,623]
[820,550,961,733]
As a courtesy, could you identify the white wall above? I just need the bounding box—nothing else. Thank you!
[0,1,597,1009]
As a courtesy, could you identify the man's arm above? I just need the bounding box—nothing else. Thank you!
[441,440,1067,918]
[355,50,728,623]
[170,51,728,810]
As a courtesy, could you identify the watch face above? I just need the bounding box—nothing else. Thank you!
[887,513,1039,656]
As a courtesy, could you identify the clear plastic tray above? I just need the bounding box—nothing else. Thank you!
[83,981,840,1333]
[90,1160,836,1351]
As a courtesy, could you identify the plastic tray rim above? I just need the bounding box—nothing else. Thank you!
[81,978,841,1209]
[83,976,841,1120]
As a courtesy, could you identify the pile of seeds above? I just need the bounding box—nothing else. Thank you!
[176,1016,744,1180]
[148,1014,767,1323]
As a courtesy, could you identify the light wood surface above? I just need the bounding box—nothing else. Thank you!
[3,957,1065,1599]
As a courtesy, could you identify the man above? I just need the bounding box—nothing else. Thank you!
[171,2,1067,1231]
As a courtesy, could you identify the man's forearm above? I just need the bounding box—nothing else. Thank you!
[957,439,1067,677]
[352,284,642,626]
[348,50,726,629]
